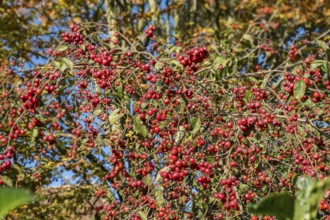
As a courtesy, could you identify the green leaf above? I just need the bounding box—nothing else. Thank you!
[223,58,231,67]
[247,136,257,143]
[296,176,312,191]
[1,176,13,187]
[12,164,23,175]
[308,177,330,219]
[174,11,179,29]
[80,44,86,51]
[159,121,167,129]
[295,176,312,216]
[0,188,34,218]
[53,61,60,68]
[170,60,183,70]
[248,192,296,220]
[95,137,105,146]
[197,210,205,219]
[55,138,67,154]
[243,34,253,45]
[168,46,182,55]
[316,40,329,51]
[133,116,147,138]
[93,109,103,116]
[303,98,313,107]
[109,109,124,125]
[30,128,38,147]
[244,90,253,102]
[138,211,147,220]
[155,186,165,207]
[293,199,305,220]
[114,82,124,98]
[203,60,211,66]
[310,60,326,70]
[154,61,164,70]
[293,80,306,101]
[61,58,73,70]
[106,191,114,201]
[143,174,152,187]
[58,62,68,72]
[81,138,89,145]
[293,176,330,219]
[213,57,224,69]
[234,46,244,52]
[174,126,186,144]
[190,117,201,134]
[57,45,68,52]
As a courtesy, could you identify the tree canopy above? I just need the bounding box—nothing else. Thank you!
[0,0,330,219]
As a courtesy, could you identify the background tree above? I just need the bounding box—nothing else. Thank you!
[0,0,330,219]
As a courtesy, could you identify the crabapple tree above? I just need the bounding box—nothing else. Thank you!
[0,1,330,220]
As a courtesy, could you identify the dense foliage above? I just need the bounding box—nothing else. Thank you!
[0,0,330,219]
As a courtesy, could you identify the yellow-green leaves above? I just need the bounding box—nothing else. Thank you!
[248,192,297,220]
[133,116,147,138]
[190,117,201,134]
[0,188,34,218]
[54,58,73,72]
[108,109,125,125]
[293,80,306,101]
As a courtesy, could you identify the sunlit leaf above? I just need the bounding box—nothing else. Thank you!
[155,186,165,207]
[310,60,326,70]
[143,174,152,187]
[248,192,297,220]
[61,58,73,70]
[170,60,183,70]
[109,109,125,125]
[316,40,329,51]
[190,117,201,134]
[308,177,330,219]
[293,80,306,101]
[0,188,34,218]
[138,211,147,220]
[169,46,182,55]
[243,34,253,45]
[30,128,38,147]
[133,116,147,138]
[93,109,103,116]
[1,176,13,187]
[57,45,68,52]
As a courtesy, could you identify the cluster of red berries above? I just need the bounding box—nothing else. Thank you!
[20,78,42,111]
[260,43,276,54]
[155,206,178,219]
[289,45,297,60]
[7,123,26,141]
[125,177,147,189]
[144,25,156,38]
[100,203,119,220]
[136,161,154,176]
[319,192,330,217]
[196,175,211,189]
[95,189,107,198]
[177,47,208,69]
[42,133,56,143]
[0,146,14,174]
[61,25,84,45]
[91,69,115,89]
[90,50,113,66]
